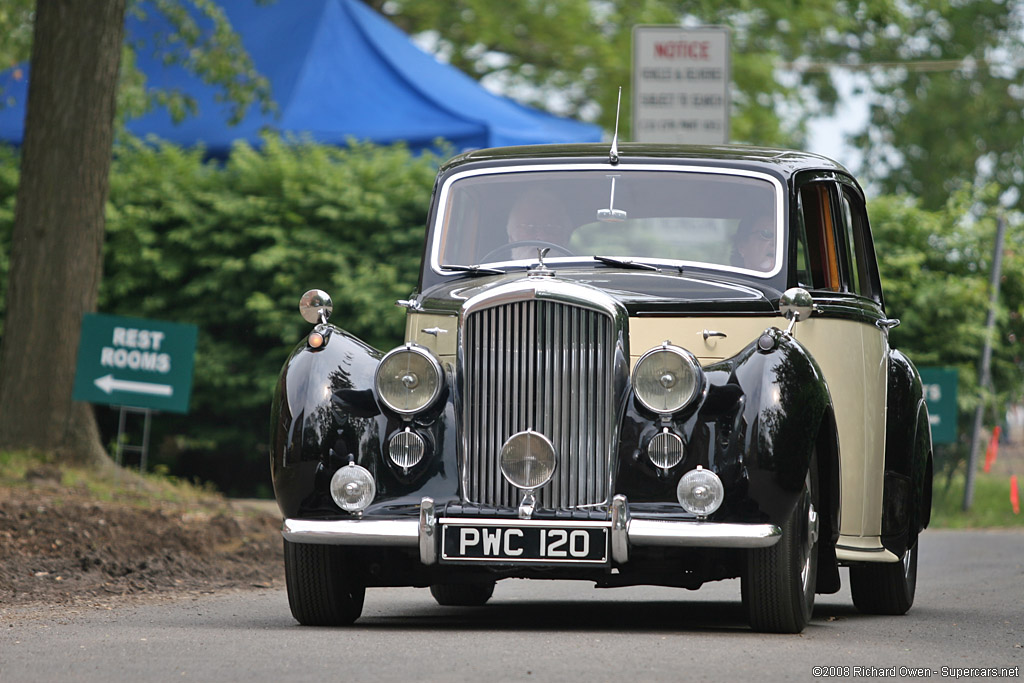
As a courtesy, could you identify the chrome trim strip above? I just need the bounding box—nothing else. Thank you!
[835,545,901,564]
[460,277,628,323]
[419,497,437,565]
[438,517,611,529]
[282,518,418,546]
[283,514,780,553]
[610,495,629,563]
[627,519,782,548]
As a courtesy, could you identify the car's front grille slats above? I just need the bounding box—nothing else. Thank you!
[462,299,614,509]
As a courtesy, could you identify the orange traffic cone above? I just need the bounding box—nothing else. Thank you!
[1011,475,1019,515]
[984,426,1001,473]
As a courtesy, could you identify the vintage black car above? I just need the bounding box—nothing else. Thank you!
[270,143,933,633]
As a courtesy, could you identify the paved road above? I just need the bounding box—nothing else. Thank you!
[1,529,1021,682]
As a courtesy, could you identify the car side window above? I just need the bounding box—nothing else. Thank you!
[797,182,842,291]
[838,192,862,294]
[838,184,881,301]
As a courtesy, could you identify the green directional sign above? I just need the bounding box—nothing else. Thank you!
[919,367,959,445]
[72,313,198,413]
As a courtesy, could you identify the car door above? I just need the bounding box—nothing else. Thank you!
[789,172,891,555]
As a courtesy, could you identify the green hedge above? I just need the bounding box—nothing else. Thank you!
[0,136,440,495]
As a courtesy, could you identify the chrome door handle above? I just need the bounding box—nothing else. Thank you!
[876,318,901,331]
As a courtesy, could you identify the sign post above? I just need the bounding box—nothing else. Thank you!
[632,26,731,144]
[73,313,198,414]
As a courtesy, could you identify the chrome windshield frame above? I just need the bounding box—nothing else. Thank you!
[428,162,787,280]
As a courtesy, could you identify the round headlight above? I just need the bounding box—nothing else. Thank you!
[499,430,557,491]
[648,430,685,469]
[632,344,703,414]
[375,344,443,415]
[388,428,425,469]
[676,466,724,517]
[330,464,376,513]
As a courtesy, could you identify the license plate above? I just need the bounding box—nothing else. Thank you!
[440,519,609,564]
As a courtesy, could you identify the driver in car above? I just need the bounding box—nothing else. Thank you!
[505,189,575,260]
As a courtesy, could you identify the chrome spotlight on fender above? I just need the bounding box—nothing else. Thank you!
[299,289,333,324]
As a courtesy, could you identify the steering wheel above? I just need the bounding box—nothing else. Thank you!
[481,240,575,263]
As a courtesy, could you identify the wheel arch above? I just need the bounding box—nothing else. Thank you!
[814,404,842,594]
[881,349,933,557]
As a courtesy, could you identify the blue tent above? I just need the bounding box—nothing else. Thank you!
[0,0,601,155]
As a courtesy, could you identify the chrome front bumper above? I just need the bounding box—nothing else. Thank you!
[281,495,782,565]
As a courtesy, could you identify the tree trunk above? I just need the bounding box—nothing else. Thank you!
[0,0,127,467]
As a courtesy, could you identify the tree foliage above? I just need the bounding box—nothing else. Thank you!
[849,1,1024,210]
[870,187,1024,473]
[92,137,435,493]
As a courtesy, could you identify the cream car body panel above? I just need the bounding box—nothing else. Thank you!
[631,314,889,543]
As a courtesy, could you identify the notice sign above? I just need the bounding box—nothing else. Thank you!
[72,313,198,413]
[632,26,731,144]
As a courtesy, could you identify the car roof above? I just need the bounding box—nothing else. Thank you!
[439,142,850,179]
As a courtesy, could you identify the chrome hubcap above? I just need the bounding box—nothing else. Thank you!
[799,472,818,592]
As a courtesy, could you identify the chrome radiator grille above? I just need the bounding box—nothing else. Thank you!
[461,299,614,509]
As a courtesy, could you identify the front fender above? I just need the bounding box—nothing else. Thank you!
[270,325,384,519]
[616,328,837,530]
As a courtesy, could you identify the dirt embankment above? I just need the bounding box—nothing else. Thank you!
[0,470,284,611]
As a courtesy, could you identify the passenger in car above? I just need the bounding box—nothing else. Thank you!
[732,215,777,271]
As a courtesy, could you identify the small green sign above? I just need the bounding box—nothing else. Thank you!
[919,367,958,445]
[72,313,198,414]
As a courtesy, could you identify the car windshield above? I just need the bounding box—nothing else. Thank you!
[432,166,783,277]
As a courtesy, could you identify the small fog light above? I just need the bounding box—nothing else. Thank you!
[499,430,556,491]
[676,466,724,517]
[388,428,425,469]
[648,429,684,469]
[330,463,376,513]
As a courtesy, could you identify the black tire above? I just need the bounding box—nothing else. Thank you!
[849,542,918,615]
[284,540,365,626]
[743,460,819,634]
[429,581,496,606]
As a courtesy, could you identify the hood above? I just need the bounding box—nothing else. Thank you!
[417,268,779,315]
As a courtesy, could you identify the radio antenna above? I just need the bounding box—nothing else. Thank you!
[609,86,621,166]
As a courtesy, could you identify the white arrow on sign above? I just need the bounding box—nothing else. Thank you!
[94,374,173,397]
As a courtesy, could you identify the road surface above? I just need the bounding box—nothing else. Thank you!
[1,529,1021,682]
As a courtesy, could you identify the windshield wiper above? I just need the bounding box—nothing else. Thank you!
[441,264,506,276]
[593,255,660,272]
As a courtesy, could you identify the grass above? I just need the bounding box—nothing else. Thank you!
[0,449,224,508]
[930,470,1023,528]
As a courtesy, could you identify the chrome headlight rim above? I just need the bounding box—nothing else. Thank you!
[374,343,444,416]
[632,343,704,415]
